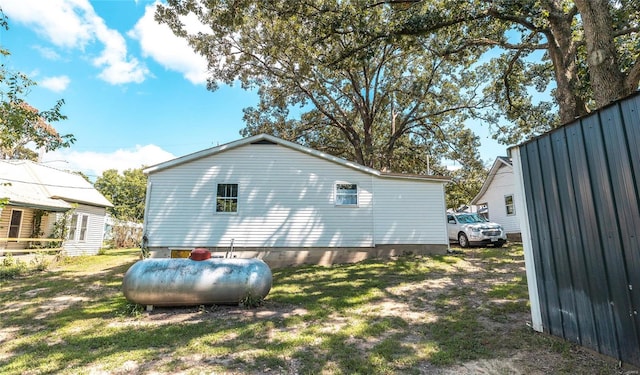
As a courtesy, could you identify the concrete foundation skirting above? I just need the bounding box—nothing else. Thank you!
[150,244,449,269]
[506,232,522,242]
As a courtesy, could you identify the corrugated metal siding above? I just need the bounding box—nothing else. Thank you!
[517,92,640,366]
[145,143,447,248]
[373,178,447,244]
[63,204,107,256]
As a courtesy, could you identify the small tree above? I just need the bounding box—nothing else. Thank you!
[0,9,74,160]
[94,168,147,223]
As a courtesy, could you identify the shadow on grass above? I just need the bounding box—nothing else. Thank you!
[0,245,594,374]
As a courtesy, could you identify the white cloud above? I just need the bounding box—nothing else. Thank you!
[2,0,150,85]
[41,145,175,179]
[40,76,71,92]
[128,2,209,84]
[33,45,62,60]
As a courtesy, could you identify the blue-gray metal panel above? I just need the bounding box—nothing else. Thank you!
[619,95,640,354]
[517,92,640,367]
[565,122,618,356]
[538,134,580,341]
[582,111,630,362]
[550,128,596,346]
[599,104,640,364]
[521,140,564,336]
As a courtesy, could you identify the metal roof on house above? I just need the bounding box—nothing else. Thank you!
[0,160,113,210]
[143,133,450,183]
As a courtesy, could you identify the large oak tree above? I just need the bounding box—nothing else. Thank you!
[372,0,640,140]
[157,0,487,177]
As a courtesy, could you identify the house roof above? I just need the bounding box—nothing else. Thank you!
[470,156,512,205]
[143,133,450,183]
[0,160,113,211]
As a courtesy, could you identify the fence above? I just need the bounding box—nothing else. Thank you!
[0,238,64,254]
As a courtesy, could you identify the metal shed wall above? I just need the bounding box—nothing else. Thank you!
[513,92,640,367]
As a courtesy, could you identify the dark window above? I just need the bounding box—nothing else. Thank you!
[8,210,22,239]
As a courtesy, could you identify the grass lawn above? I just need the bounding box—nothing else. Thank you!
[0,245,629,374]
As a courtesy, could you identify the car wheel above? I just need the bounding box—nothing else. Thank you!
[493,241,504,248]
[458,233,469,248]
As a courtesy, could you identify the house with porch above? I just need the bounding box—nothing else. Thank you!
[0,160,113,256]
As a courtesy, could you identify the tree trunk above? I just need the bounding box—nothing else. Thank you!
[574,0,626,107]
[543,2,589,124]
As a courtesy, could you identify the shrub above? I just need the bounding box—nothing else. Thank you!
[0,254,28,279]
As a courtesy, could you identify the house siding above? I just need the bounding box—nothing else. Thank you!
[0,206,34,250]
[475,164,520,235]
[145,144,376,248]
[372,178,447,245]
[145,142,448,257]
[62,204,107,256]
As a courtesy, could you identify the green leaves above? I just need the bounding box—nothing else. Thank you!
[94,168,147,223]
[157,0,489,176]
[0,10,74,160]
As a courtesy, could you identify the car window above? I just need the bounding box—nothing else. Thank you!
[456,214,487,224]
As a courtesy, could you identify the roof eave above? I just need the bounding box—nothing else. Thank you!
[470,157,513,205]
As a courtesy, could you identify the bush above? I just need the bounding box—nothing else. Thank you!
[0,253,55,279]
[0,254,28,279]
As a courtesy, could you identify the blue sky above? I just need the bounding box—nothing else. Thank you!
[1,0,507,180]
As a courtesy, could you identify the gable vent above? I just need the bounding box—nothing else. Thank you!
[251,139,277,145]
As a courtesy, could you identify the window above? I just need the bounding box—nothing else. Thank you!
[505,195,515,215]
[67,214,78,240]
[336,183,358,206]
[217,183,238,212]
[8,210,23,239]
[79,215,89,241]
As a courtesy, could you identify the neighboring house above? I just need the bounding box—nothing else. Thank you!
[143,134,450,267]
[471,156,521,241]
[0,160,113,256]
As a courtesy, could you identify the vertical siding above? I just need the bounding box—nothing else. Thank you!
[517,92,640,367]
[372,177,447,245]
[63,204,107,256]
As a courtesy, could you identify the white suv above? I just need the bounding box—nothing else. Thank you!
[447,213,507,248]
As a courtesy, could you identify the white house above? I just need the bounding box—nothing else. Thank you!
[471,156,521,241]
[142,134,450,267]
[0,160,113,256]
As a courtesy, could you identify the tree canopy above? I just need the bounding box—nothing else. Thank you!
[94,168,147,223]
[157,0,488,179]
[0,9,74,160]
[160,1,639,148]
[344,0,640,142]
